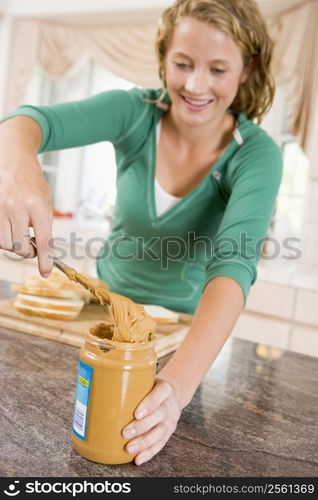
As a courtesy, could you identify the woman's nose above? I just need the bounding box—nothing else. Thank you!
[184,70,211,95]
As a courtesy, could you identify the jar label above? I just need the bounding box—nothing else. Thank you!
[72,361,93,440]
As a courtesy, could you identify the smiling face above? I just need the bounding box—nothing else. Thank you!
[164,17,251,129]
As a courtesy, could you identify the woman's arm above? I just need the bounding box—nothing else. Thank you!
[0,115,42,155]
[0,116,54,276]
[122,275,244,465]
[158,275,244,407]
[0,88,149,275]
[2,88,148,153]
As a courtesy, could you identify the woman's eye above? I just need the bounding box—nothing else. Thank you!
[175,63,190,69]
[211,68,225,74]
[173,62,225,73]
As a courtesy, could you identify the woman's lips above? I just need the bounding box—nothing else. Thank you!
[181,94,214,111]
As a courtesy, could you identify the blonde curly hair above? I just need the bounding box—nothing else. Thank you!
[154,0,275,123]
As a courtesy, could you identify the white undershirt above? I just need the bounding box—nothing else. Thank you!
[155,120,182,217]
[154,119,244,217]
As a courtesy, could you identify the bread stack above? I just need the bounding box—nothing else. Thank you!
[12,269,108,321]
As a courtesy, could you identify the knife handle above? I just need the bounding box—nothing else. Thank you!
[29,236,76,276]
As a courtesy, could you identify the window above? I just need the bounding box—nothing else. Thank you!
[276,141,308,239]
[79,61,137,220]
[261,86,309,253]
[25,57,136,216]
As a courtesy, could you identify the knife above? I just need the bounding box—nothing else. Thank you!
[29,236,77,278]
[29,236,110,304]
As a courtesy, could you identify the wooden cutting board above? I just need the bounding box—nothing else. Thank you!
[0,298,192,358]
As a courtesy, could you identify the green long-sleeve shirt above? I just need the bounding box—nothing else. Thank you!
[4,87,283,313]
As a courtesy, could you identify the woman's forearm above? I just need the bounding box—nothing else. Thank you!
[158,276,245,408]
[0,116,42,164]
[0,115,53,276]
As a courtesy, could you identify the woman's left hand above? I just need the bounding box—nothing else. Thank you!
[122,376,182,465]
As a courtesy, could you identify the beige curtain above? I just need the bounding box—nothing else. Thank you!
[3,2,318,160]
[269,0,318,154]
[5,17,161,114]
[5,19,40,114]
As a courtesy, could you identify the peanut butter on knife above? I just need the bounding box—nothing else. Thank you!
[29,236,156,343]
[64,269,156,343]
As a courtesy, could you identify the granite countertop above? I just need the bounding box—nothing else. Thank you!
[1,280,318,477]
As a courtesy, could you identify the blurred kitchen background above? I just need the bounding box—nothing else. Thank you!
[0,0,317,356]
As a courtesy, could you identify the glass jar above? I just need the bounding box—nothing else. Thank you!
[71,331,157,464]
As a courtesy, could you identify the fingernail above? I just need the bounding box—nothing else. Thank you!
[135,408,147,420]
[123,427,136,438]
[41,272,50,278]
[127,444,139,454]
[135,456,146,466]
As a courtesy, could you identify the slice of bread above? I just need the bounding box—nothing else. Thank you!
[11,268,109,320]
[11,284,87,301]
[14,293,85,320]
[140,304,180,324]
[11,269,109,304]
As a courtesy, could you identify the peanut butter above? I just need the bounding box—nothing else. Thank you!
[71,333,157,464]
[62,268,156,342]
[69,270,157,464]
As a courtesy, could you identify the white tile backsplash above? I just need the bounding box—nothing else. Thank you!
[298,242,317,267]
[303,222,318,243]
[260,258,297,286]
[289,324,318,357]
[246,281,295,320]
[232,313,291,349]
[290,264,318,290]
[294,289,318,327]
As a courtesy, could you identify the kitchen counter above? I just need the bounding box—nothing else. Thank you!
[1,281,318,478]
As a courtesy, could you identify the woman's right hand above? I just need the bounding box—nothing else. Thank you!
[0,153,54,277]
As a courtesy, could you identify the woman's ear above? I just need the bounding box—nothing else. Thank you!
[240,56,256,84]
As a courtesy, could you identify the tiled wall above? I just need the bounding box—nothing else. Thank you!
[233,275,318,358]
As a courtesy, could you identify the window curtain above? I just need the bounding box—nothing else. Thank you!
[4,17,161,114]
[269,0,318,156]
[3,1,318,160]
